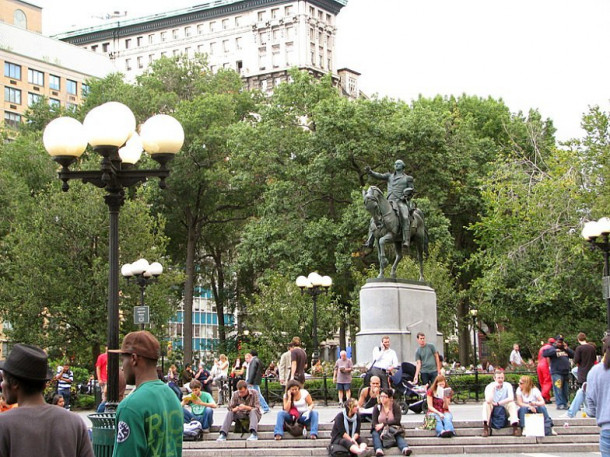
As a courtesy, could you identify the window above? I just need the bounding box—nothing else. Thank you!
[185,26,191,37]
[209,21,216,32]
[210,42,216,55]
[285,5,293,15]
[271,8,279,18]
[172,29,179,39]
[173,49,179,56]
[13,9,26,29]
[66,79,77,95]
[5,87,21,104]
[82,83,90,96]
[197,24,204,34]
[125,38,131,49]
[272,28,279,41]
[309,7,315,16]
[286,26,294,39]
[4,62,21,80]
[149,54,155,64]
[327,50,332,71]
[148,34,155,44]
[91,45,98,52]
[161,32,167,42]
[272,45,280,68]
[137,56,143,69]
[223,62,230,69]
[66,102,77,111]
[28,92,42,106]
[257,11,264,21]
[222,19,228,29]
[258,46,267,70]
[102,42,109,52]
[4,112,21,128]
[286,42,294,66]
[259,31,267,45]
[184,47,191,58]
[161,51,167,57]
[326,14,332,24]
[49,75,60,90]
[197,44,204,54]
[125,59,132,71]
[48,98,60,107]
[137,36,143,46]
[28,68,44,86]
[235,37,242,50]
[235,16,242,27]
[318,10,323,20]
[223,40,229,53]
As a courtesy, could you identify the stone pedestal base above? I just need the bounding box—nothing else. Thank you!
[355,279,442,366]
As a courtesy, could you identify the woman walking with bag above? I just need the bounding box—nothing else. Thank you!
[329,398,372,456]
[371,388,412,456]
[426,374,455,437]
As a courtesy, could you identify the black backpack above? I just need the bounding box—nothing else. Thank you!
[328,443,350,457]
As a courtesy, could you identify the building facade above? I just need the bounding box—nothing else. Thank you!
[168,287,236,362]
[54,0,355,92]
[1,20,114,128]
[0,0,41,33]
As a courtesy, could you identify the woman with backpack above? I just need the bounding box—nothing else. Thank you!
[329,398,373,456]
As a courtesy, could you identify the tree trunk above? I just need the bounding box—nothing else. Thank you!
[183,221,198,364]
[457,299,471,366]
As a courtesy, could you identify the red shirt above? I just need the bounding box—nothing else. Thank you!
[95,352,108,383]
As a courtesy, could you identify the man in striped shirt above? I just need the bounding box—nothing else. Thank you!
[55,362,73,410]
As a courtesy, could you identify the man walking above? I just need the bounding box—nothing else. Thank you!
[289,337,307,384]
[574,332,597,385]
[413,332,441,386]
[537,338,554,403]
[543,335,574,410]
[0,344,94,456]
[245,350,270,413]
[110,331,183,457]
[95,346,108,401]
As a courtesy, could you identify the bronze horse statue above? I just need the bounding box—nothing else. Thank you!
[363,186,428,280]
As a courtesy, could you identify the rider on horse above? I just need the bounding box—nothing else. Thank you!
[364,159,414,248]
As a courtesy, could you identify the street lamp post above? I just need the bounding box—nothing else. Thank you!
[296,272,332,363]
[470,309,479,402]
[43,102,183,410]
[122,259,164,330]
[582,217,610,336]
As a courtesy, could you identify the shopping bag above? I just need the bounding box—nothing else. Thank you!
[523,413,545,437]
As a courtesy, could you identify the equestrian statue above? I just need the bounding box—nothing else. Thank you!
[363,160,428,280]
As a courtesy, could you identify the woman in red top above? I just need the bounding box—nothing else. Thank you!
[426,375,455,437]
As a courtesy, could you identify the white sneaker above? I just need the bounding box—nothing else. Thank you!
[247,433,258,441]
[216,433,227,442]
[551,428,558,436]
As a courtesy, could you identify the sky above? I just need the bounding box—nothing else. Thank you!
[37,0,610,141]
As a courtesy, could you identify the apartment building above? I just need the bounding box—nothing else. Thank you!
[1,19,114,128]
[54,0,360,93]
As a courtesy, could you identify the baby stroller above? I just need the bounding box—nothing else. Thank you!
[390,362,428,415]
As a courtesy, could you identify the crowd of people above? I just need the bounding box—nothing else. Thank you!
[0,329,608,457]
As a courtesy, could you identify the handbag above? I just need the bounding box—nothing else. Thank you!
[328,443,351,457]
[380,424,404,448]
[284,418,305,437]
[422,413,437,430]
[523,413,545,437]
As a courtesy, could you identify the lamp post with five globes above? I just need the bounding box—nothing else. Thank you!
[121,259,164,330]
[43,102,183,409]
[581,217,610,335]
[296,272,332,363]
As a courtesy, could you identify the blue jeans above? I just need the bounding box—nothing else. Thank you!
[58,388,71,409]
[248,384,270,412]
[273,410,319,437]
[568,386,593,418]
[168,382,182,401]
[551,373,569,408]
[434,412,455,436]
[518,405,551,428]
[601,428,610,457]
[371,428,408,451]
[421,371,438,386]
[183,407,213,429]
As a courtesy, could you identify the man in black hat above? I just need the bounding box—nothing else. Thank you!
[543,335,575,410]
[109,330,183,457]
[0,343,93,457]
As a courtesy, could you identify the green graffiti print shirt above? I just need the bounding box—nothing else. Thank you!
[113,379,183,457]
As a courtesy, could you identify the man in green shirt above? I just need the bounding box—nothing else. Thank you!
[413,332,441,386]
[110,331,183,457]
[182,379,216,431]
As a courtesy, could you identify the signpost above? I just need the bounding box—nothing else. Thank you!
[134,306,150,330]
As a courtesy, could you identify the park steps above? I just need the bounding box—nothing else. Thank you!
[182,417,599,456]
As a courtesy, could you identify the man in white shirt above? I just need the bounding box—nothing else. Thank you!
[482,369,520,437]
[509,344,523,367]
[369,336,398,389]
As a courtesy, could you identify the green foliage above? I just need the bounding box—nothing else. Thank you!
[74,394,95,410]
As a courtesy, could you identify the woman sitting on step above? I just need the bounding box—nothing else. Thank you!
[426,375,455,438]
[329,398,373,456]
[273,379,319,440]
[371,388,412,456]
[515,375,554,435]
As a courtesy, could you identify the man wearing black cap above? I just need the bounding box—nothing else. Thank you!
[543,335,575,410]
[0,343,94,457]
[110,331,183,457]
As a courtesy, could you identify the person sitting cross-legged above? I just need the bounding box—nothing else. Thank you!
[216,379,261,442]
[482,369,520,437]
[273,379,319,440]
[329,398,373,456]
[182,379,216,431]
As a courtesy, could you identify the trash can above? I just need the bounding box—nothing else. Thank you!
[88,413,115,457]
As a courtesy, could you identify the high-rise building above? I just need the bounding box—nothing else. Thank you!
[0,2,114,129]
[54,0,357,93]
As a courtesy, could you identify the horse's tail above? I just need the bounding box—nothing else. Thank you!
[424,227,429,258]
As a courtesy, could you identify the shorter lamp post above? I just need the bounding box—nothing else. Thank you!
[582,217,610,336]
[470,309,479,402]
[296,272,332,363]
[121,258,163,330]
